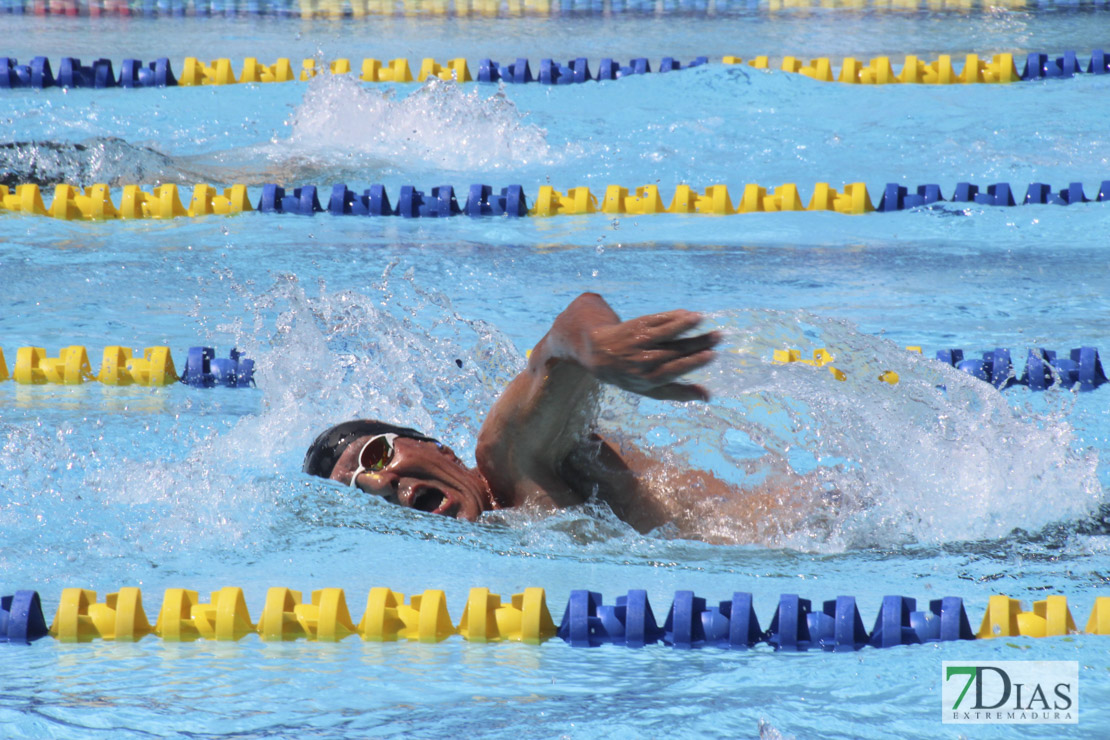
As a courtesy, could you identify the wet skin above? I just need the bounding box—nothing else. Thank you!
[329,435,494,521]
[331,292,726,528]
[327,293,825,543]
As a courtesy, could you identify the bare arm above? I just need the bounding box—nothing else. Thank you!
[475,292,719,509]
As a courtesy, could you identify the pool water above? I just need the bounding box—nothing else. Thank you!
[2,7,1110,739]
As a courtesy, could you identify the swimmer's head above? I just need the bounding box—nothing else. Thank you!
[303,419,436,480]
[304,419,493,520]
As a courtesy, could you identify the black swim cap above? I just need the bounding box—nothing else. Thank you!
[302,419,437,479]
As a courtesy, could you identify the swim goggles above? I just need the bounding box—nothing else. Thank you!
[349,433,399,487]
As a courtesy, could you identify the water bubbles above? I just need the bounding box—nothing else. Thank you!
[608,309,1102,551]
[283,73,552,174]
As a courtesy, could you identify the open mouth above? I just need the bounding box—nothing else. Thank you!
[411,487,448,514]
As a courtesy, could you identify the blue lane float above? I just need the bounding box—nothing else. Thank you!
[0,56,176,89]
[879,180,1110,211]
[876,184,943,211]
[662,590,765,649]
[58,57,117,88]
[0,591,49,644]
[119,57,177,87]
[935,347,1107,391]
[464,185,527,217]
[325,184,396,216]
[808,596,870,652]
[1024,182,1091,206]
[0,55,56,88]
[180,347,255,388]
[868,596,977,647]
[475,56,702,84]
[538,57,592,85]
[662,591,710,648]
[556,590,666,647]
[266,183,529,218]
[1018,50,1109,79]
[399,185,460,218]
[766,594,813,651]
[943,348,1018,389]
[556,589,768,649]
[281,185,323,216]
[555,590,976,651]
[478,57,533,84]
[952,182,1017,207]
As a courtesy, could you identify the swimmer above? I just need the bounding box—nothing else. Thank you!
[304,292,820,543]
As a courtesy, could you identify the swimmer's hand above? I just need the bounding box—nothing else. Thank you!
[558,295,719,402]
[478,293,718,509]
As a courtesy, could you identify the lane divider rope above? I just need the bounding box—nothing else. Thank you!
[0,345,255,387]
[4,181,1110,220]
[2,50,1108,89]
[0,54,710,87]
[3,343,1101,393]
[3,587,1106,648]
[3,0,1110,18]
[774,346,1110,392]
[731,50,1110,83]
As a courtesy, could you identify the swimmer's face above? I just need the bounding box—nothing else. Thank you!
[330,435,492,521]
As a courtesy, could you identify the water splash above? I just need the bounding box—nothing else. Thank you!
[282,72,551,176]
[1,280,1102,574]
[0,73,552,189]
[228,265,524,456]
[255,292,1102,553]
[0,268,528,582]
[617,309,1103,551]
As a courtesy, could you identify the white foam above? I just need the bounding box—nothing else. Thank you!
[227,297,1104,553]
[649,309,1105,550]
[8,288,1098,562]
[283,72,552,174]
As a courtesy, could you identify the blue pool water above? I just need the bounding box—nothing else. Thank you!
[2,8,1110,739]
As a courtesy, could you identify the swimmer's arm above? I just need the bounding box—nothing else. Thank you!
[476,292,719,509]
[566,436,805,543]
